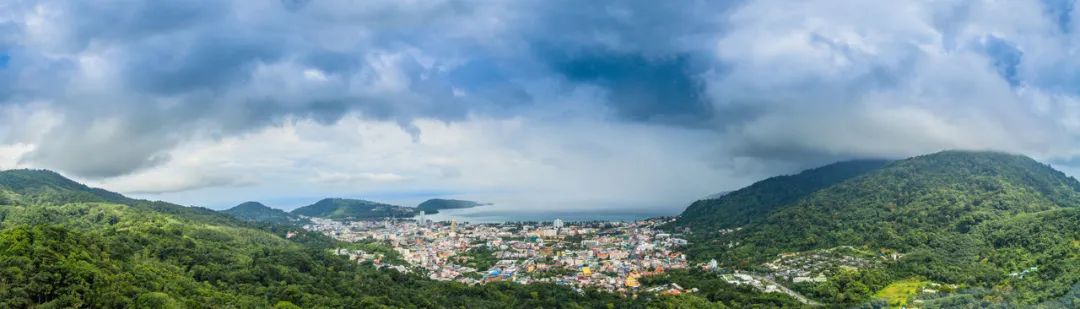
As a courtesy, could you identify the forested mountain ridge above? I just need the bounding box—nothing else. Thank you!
[0,169,132,205]
[682,151,1080,305]
[674,159,889,235]
[0,169,804,307]
[291,198,419,219]
[0,169,240,226]
[732,151,1080,256]
[222,201,302,224]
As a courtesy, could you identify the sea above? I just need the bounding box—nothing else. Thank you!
[413,207,675,224]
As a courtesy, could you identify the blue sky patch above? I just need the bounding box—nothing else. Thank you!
[982,36,1024,87]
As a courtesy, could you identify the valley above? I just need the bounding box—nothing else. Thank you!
[1,150,1078,307]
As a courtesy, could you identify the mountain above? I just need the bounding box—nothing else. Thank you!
[682,151,1080,305]
[674,159,889,234]
[0,169,239,226]
[416,198,487,214]
[731,151,1080,256]
[291,198,419,219]
[221,201,301,224]
[0,169,133,205]
[1,169,700,307]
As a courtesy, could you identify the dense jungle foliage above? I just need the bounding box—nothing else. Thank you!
[0,169,792,308]
[678,151,1080,306]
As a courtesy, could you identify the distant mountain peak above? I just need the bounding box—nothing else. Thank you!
[0,169,238,224]
[234,201,270,209]
[222,201,298,224]
[676,159,890,229]
[1,169,92,189]
[291,197,417,219]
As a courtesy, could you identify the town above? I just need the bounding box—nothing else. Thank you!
[303,216,690,293]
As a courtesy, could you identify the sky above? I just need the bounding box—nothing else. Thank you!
[3,0,1080,212]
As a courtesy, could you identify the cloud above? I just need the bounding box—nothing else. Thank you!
[1,0,535,177]
[5,0,1080,210]
[0,143,34,170]
[80,115,751,211]
[311,172,410,184]
[548,52,713,126]
[102,172,254,195]
[696,0,1080,163]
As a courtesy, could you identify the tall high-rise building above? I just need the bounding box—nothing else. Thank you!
[553,218,564,229]
[450,218,457,236]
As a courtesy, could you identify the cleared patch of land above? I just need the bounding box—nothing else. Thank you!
[874,278,930,307]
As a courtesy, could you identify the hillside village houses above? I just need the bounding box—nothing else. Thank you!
[304,216,689,293]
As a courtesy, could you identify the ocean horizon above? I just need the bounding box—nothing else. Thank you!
[413,207,676,224]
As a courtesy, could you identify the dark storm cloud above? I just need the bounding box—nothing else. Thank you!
[25,121,174,178]
[1,0,742,179]
[1,0,542,177]
[6,0,1080,180]
[549,51,713,125]
[121,34,282,95]
[515,0,739,54]
[516,0,738,126]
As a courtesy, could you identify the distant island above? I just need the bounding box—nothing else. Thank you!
[416,198,489,214]
[291,198,419,220]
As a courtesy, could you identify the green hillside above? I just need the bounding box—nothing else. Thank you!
[0,169,800,307]
[221,201,302,225]
[684,151,1080,305]
[734,151,1080,253]
[0,169,132,205]
[674,159,888,235]
[291,198,419,219]
[417,198,487,214]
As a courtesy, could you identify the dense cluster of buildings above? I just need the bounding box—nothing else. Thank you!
[304,216,689,293]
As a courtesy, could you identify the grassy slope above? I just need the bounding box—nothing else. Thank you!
[873,278,930,307]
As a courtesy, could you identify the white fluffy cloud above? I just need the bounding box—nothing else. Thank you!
[706,0,1080,162]
[4,0,1080,211]
[77,115,749,211]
